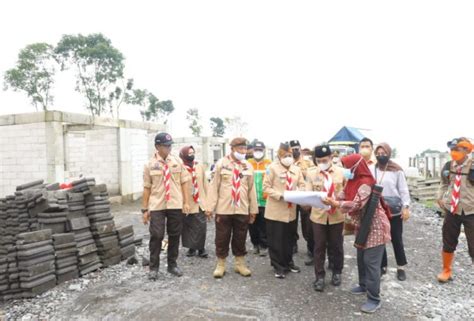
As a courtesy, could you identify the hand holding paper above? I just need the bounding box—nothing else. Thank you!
[283,191,330,210]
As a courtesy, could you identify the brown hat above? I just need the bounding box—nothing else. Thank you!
[278,142,291,158]
[230,137,248,147]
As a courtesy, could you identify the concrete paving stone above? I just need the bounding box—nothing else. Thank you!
[79,262,101,276]
[20,274,56,291]
[77,243,98,257]
[18,254,55,268]
[16,240,52,251]
[68,217,90,231]
[17,229,52,244]
[52,233,76,245]
[17,244,54,258]
[16,180,45,192]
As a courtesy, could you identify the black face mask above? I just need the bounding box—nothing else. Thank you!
[376,155,389,166]
[186,155,195,162]
[246,153,253,160]
[292,150,301,159]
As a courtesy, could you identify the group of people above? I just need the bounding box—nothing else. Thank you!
[141,132,474,314]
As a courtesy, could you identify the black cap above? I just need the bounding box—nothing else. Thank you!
[314,144,332,158]
[447,138,461,149]
[253,141,265,149]
[155,132,173,146]
[289,140,301,148]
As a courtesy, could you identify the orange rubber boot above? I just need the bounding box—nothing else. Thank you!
[437,251,454,283]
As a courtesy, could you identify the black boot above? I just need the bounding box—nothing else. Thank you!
[331,273,342,286]
[186,249,197,257]
[397,269,406,281]
[198,249,209,258]
[313,277,325,292]
[168,266,183,277]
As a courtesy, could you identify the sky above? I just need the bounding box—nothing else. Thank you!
[1,0,473,166]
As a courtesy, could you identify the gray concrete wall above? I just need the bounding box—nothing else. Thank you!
[0,111,165,198]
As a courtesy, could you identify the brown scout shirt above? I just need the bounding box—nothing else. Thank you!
[186,163,208,214]
[143,153,191,211]
[206,156,258,215]
[263,161,306,223]
[305,165,346,225]
[437,158,474,215]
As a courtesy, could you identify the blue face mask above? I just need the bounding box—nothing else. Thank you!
[342,168,354,180]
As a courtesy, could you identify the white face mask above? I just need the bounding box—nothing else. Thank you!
[253,151,264,160]
[303,155,312,161]
[234,151,246,161]
[281,156,294,167]
[318,162,332,171]
[332,157,340,163]
[360,147,372,158]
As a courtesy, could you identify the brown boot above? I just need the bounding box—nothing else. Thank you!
[234,256,251,277]
[213,258,226,278]
[437,251,454,283]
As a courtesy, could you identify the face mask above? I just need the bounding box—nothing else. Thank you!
[360,147,372,158]
[342,168,354,180]
[333,157,340,163]
[292,150,301,159]
[281,156,294,167]
[376,155,389,166]
[343,158,363,180]
[318,162,331,171]
[186,155,195,162]
[245,153,253,160]
[253,151,264,160]
[303,155,312,161]
[234,151,246,161]
[451,150,466,162]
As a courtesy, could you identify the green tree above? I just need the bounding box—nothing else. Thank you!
[4,43,57,111]
[125,89,174,123]
[55,33,124,117]
[210,117,226,137]
[186,108,202,137]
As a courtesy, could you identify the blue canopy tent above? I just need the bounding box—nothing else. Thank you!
[328,126,366,152]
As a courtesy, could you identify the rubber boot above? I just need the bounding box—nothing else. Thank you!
[437,251,454,283]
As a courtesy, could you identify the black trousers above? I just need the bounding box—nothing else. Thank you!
[248,207,268,248]
[149,210,183,270]
[266,218,295,272]
[312,222,344,277]
[382,215,408,268]
[300,206,314,255]
[442,211,474,258]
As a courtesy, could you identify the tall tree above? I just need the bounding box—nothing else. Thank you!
[210,117,226,137]
[186,108,202,137]
[4,43,56,111]
[55,33,124,117]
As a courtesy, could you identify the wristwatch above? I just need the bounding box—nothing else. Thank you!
[141,209,148,214]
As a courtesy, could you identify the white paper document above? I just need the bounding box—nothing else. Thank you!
[283,191,330,210]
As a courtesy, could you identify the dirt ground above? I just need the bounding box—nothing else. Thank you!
[1,202,473,321]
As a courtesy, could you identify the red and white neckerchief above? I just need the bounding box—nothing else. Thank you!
[230,157,241,207]
[286,171,293,208]
[450,165,463,214]
[321,170,336,214]
[157,155,171,202]
[185,162,200,204]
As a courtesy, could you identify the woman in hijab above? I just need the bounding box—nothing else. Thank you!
[263,143,306,279]
[179,146,209,258]
[373,143,410,281]
[323,154,391,314]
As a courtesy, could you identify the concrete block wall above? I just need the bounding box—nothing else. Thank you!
[0,122,48,196]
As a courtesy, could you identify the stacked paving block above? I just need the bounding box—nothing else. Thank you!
[117,225,136,260]
[85,184,120,267]
[52,233,79,284]
[38,190,69,234]
[16,230,56,298]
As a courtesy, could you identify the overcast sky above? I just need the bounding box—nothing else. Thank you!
[1,1,473,165]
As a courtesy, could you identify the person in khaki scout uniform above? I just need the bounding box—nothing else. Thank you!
[264,143,306,279]
[142,132,192,280]
[305,144,346,291]
[289,140,315,260]
[436,137,474,282]
[179,145,209,258]
[247,140,272,256]
[206,137,258,278]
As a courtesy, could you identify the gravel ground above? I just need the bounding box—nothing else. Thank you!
[0,202,473,321]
